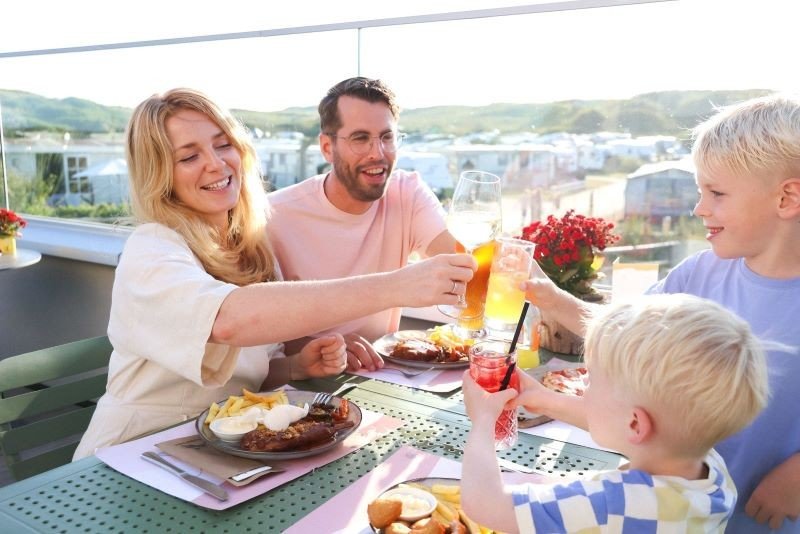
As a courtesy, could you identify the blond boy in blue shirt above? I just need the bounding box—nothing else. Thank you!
[461,294,768,533]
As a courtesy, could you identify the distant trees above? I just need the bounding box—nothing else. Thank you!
[570,110,606,133]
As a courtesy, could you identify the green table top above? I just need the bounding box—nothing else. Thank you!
[0,357,616,533]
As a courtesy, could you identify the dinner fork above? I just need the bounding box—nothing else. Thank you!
[312,392,333,406]
[312,382,359,407]
[381,364,434,378]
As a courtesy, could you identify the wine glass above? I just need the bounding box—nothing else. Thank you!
[438,170,502,322]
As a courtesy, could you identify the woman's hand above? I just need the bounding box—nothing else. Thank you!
[394,253,477,308]
[295,334,347,378]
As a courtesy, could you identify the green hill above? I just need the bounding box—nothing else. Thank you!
[0,90,131,133]
[0,88,772,139]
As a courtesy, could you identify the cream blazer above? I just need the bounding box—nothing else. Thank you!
[74,224,283,459]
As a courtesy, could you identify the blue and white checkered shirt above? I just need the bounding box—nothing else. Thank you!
[512,448,735,533]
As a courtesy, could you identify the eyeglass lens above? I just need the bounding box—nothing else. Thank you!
[346,132,402,154]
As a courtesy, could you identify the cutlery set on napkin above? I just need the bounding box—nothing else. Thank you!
[142,435,286,501]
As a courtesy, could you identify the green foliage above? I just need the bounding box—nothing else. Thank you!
[570,109,606,133]
[617,215,705,246]
[50,203,130,219]
[602,155,644,174]
[616,216,653,246]
[0,89,130,132]
[5,169,131,221]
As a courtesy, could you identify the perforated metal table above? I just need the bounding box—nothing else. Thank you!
[0,371,621,533]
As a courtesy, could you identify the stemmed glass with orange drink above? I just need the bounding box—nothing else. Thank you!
[438,171,502,337]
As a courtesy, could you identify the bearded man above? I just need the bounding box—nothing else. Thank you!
[267,77,456,372]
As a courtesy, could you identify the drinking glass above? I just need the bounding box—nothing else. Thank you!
[483,237,535,336]
[469,340,519,450]
[516,304,541,369]
[438,171,502,322]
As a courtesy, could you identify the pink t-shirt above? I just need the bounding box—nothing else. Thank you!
[267,170,446,341]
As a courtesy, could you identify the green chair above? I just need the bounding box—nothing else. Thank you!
[0,336,113,481]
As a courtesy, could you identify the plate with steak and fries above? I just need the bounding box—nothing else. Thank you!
[373,328,471,370]
[196,389,362,460]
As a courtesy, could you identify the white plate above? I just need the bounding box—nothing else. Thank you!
[528,361,588,396]
[196,390,362,460]
[369,477,461,532]
[373,330,469,370]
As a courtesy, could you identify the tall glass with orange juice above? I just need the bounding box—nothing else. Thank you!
[437,171,502,321]
[484,237,535,335]
[453,240,495,333]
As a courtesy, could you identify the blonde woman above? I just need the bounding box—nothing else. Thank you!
[74,88,475,458]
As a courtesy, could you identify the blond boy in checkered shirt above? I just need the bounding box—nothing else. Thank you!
[461,294,768,533]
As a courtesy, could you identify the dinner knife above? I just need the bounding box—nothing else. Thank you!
[141,451,229,501]
[497,457,535,474]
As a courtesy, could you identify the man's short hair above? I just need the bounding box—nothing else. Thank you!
[318,77,400,133]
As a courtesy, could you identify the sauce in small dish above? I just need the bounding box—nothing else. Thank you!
[377,486,437,522]
[209,416,258,442]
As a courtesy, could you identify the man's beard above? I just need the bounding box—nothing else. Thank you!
[331,151,392,202]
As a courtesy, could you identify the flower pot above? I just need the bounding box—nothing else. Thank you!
[0,235,16,255]
[538,288,609,356]
[539,309,585,356]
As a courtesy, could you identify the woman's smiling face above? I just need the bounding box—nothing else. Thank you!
[166,109,242,229]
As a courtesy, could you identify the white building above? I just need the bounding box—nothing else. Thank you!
[5,135,125,206]
[443,144,514,180]
[252,138,304,189]
[395,151,452,194]
[625,158,696,220]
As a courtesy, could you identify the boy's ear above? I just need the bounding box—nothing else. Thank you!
[627,406,654,445]
[777,177,800,219]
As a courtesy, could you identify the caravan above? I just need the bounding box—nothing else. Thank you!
[395,152,453,197]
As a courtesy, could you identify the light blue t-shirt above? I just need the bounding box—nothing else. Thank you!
[649,249,800,534]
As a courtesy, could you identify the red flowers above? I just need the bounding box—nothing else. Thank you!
[0,209,27,237]
[519,210,619,299]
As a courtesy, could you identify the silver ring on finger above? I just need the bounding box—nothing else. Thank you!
[451,280,459,294]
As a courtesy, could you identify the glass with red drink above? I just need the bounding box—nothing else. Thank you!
[468,341,519,450]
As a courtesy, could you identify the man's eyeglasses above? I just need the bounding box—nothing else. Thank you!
[326,131,405,155]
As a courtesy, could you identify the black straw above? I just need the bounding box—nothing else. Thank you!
[499,301,529,391]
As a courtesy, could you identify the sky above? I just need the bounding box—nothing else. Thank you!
[0,0,796,112]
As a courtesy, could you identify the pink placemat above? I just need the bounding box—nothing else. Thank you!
[352,367,464,393]
[286,445,546,533]
[95,408,403,510]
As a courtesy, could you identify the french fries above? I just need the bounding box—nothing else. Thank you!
[427,325,475,349]
[203,388,288,425]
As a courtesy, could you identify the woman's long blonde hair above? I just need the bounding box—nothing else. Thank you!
[126,88,275,285]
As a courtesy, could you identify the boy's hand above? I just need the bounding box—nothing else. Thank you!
[745,453,800,530]
[515,369,589,431]
[461,370,518,430]
[522,261,562,310]
[342,333,384,372]
[296,334,347,378]
[515,370,555,413]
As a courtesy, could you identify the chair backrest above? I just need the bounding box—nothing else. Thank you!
[0,336,112,481]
